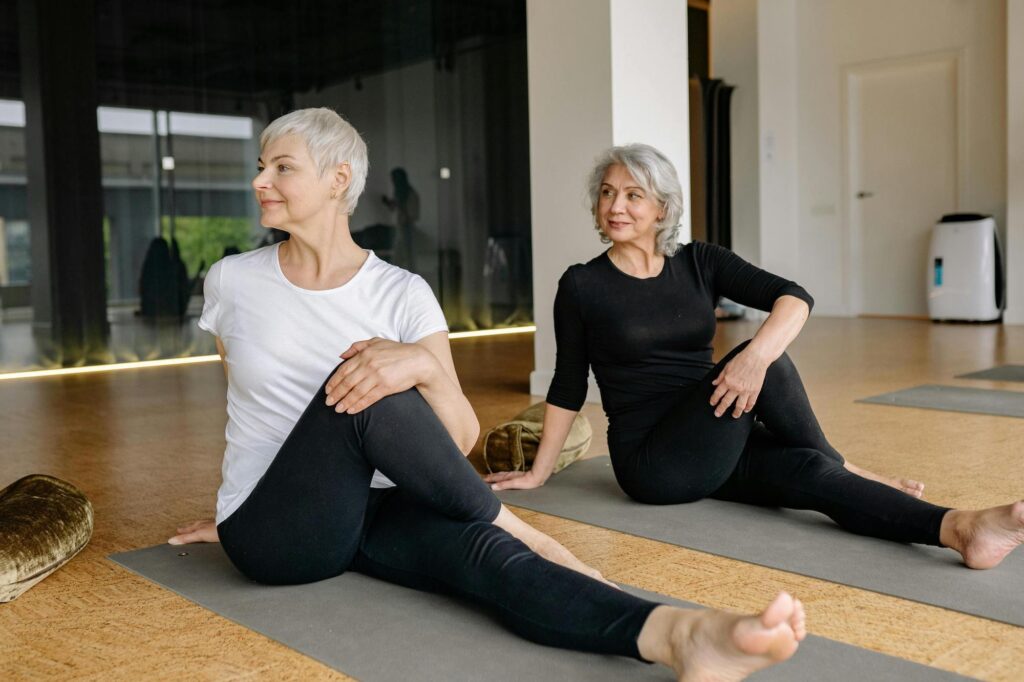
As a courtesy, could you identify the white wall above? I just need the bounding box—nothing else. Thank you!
[528,0,689,397]
[1007,0,1024,324]
[527,0,613,399]
[609,0,691,244]
[756,0,800,283]
[755,0,1007,316]
[711,0,760,264]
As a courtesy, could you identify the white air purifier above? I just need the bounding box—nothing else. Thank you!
[927,214,1004,322]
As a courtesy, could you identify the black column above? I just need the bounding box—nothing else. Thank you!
[18,0,109,365]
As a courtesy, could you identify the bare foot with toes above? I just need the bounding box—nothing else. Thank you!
[845,462,925,498]
[941,500,1024,569]
[641,593,805,682]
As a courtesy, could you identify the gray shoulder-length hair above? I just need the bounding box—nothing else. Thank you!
[260,108,369,215]
[586,144,684,256]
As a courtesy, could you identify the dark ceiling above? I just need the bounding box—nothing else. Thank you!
[0,0,525,112]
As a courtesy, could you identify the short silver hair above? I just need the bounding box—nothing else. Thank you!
[586,144,684,256]
[260,108,369,215]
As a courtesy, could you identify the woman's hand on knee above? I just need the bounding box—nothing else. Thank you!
[710,349,769,418]
[484,469,548,491]
[325,338,436,413]
[168,519,219,545]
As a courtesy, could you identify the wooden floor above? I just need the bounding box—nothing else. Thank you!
[2,317,1023,680]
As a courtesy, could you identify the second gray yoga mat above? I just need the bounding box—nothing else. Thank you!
[957,365,1024,382]
[857,384,1024,418]
[110,543,967,681]
[497,457,1024,627]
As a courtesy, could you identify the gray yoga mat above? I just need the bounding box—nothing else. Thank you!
[856,384,1024,419]
[497,458,1024,627]
[957,365,1024,383]
[110,543,967,681]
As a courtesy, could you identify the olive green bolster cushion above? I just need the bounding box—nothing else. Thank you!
[0,474,94,603]
[482,402,592,475]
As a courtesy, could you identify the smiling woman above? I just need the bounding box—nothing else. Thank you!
[488,143,1024,575]
[589,144,684,264]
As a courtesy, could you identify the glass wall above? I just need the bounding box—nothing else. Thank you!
[0,0,531,372]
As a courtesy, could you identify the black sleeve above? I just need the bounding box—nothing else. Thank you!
[545,268,590,412]
[693,242,814,313]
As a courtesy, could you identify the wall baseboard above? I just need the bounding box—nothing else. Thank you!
[1003,306,1024,326]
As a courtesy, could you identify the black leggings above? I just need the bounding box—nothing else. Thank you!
[218,369,656,660]
[611,341,949,546]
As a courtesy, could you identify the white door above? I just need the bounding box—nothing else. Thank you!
[847,55,959,316]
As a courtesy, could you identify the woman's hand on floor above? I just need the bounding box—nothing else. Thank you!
[325,338,436,413]
[710,348,769,418]
[168,519,219,545]
[484,469,549,491]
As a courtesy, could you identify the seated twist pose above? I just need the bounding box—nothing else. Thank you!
[486,143,1024,571]
[168,109,806,681]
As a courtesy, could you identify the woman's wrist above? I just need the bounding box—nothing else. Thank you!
[529,450,558,481]
[744,339,779,367]
[413,345,446,389]
[528,466,551,483]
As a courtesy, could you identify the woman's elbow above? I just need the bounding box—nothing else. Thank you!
[458,405,481,454]
[459,414,481,455]
[795,297,812,320]
[778,293,812,318]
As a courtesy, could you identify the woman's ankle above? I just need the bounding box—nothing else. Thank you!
[938,509,965,551]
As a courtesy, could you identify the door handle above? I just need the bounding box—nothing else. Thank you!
[856,191,875,199]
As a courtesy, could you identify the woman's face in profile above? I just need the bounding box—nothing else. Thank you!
[252,134,333,229]
[596,164,663,248]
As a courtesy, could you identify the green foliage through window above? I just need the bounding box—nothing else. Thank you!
[161,216,253,276]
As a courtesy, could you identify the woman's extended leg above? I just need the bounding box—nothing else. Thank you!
[353,488,804,680]
[713,428,1024,566]
[711,426,947,544]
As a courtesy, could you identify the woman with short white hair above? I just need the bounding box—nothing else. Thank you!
[488,143,1024,571]
[169,109,806,681]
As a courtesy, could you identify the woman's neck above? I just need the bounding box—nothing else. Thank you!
[608,241,664,279]
[277,213,367,290]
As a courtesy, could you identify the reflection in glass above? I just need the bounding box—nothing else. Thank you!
[1,0,531,372]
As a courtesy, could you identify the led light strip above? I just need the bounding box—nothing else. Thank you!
[0,354,223,381]
[0,326,536,381]
[449,325,536,339]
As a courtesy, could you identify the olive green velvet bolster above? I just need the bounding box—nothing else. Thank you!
[0,474,94,603]
[482,402,592,475]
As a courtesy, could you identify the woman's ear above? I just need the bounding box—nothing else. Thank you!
[332,162,352,198]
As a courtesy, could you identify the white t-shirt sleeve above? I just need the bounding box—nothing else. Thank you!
[399,275,449,343]
[198,259,225,337]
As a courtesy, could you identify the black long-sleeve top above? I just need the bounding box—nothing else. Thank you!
[546,242,814,445]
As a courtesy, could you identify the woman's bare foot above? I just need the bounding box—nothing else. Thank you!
[940,501,1024,569]
[492,505,617,587]
[844,461,925,498]
[639,593,805,682]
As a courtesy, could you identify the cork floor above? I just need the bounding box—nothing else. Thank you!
[1,317,1022,680]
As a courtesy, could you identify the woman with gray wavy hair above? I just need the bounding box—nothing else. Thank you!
[487,143,1024,572]
[585,144,685,257]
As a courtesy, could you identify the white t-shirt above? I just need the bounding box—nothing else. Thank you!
[198,243,449,523]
